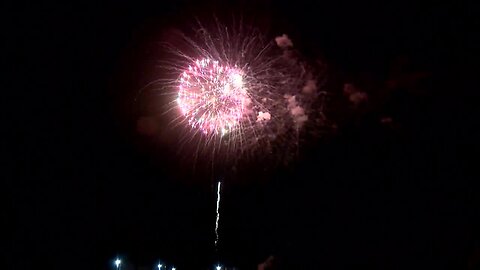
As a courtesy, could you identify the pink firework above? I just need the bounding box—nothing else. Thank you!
[177,58,249,135]
[145,20,329,163]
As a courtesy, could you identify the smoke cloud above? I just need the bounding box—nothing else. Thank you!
[275,34,293,49]
[284,94,308,127]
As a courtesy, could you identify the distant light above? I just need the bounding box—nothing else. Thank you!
[114,258,121,268]
[157,264,162,270]
[216,265,222,270]
[172,267,176,270]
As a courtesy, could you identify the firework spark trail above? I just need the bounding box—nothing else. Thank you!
[215,181,222,248]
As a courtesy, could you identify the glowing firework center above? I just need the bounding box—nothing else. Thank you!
[177,58,249,136]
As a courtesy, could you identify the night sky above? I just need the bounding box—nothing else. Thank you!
[8,1,478,269]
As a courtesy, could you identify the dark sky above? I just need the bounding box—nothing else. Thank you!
[8,0,478,270]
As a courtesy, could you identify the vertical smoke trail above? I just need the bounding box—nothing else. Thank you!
[215,181,222,248]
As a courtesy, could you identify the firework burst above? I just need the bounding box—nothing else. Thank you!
[147,19,328,164]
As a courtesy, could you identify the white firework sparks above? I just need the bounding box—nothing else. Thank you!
[215,181,222,247]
